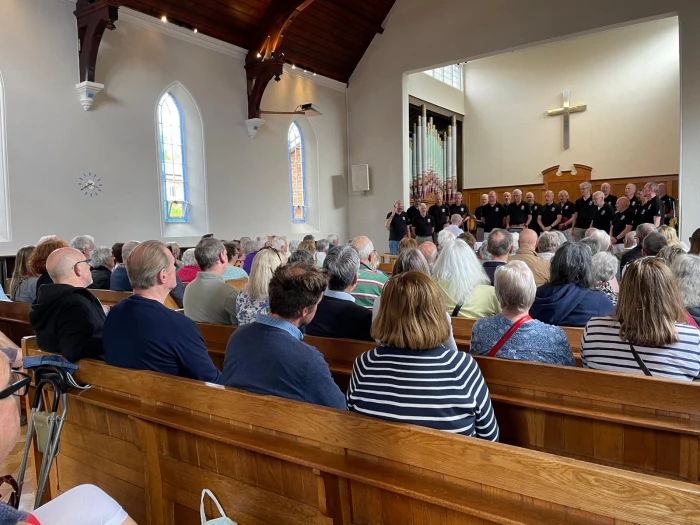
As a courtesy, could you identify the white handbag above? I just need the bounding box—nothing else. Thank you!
[200,489,238,525]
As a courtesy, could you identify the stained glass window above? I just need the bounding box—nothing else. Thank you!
[158,93,188,222]
[288,122,306,223]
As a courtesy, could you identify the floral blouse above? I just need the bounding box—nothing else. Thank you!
[594,282,618,307]
[235,289,270,325]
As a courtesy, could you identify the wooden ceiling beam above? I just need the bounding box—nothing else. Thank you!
[75,0,119,83]
[321,0,385,35]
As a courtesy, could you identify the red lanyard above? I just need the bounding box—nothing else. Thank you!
[487,315,532,357]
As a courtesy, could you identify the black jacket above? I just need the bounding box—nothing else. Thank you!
[90,266,112,290]
[306,295,373,341]
[29,284,106,362]
[621,245,644,272]
[688,306,700,328]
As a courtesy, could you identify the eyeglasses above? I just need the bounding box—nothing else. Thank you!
[71,258,92,270]
[0,371,30,400]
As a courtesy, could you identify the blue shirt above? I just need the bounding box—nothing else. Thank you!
[222,265,248,281]
[103,295,222,384]
[222,314,345,409]
[470,314,575,366]
[110,265,132,291]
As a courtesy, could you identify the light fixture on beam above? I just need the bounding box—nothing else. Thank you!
[291,64,296,70]
[193,28,198,33]
[260,103,322,117]
[161,15,167,22]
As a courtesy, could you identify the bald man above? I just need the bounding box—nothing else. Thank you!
[509,229,550,287]
[29,247,106,362]
[418,241,438,272]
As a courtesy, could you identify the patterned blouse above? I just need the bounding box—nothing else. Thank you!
[594,282,618,307]
[235,289,270,325]
[470,314,575,366]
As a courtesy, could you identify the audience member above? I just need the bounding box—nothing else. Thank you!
[458,231,476,251]
[690,228,700,255]
[642,231,668,257]
[30,247,106,362]
[592,251,619,306]
[306,246,372,340]
[70,234,95,259]
[303,234,315,242]
[397,237,418,255]
[288,248,314,265]
[184,238,238,325]
[624,231,637,251]
[659,244,686,266]
[222,241,248,280]
[270,235,288,255]
[509,229,549,286]
[176,248,200,283]
[29,237,68,295]
[418,241,438,272]
[88,245,115,290]
[471,262,574,365]
[432,238,499,318]
[437,229,455,251]
[104,240,222,383]
[581,258,700,381]
[165,242,183,269]
[223,263,345,409]
[243,233,270,274]
[315,238,330,267]
[445,214,463,236]
[531,243,614,327]
[536,231,562,262]
[327,233,340,248]
[110,240,139,291]
[673,254,700,326]
[241,239,258,266]
[288,239,301,253]
[9,245,37,302]
[620,223,655,271]
[483,229,513,285]
[350,236,388,308]
[347,271,499,439]
[236,248,284,324]
[112,242,124,266]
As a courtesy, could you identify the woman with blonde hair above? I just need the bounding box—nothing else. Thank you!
[397,237,418,256]
[432,239,499,318]
[235,247,284,324]
[347,271,499,439]
[10,245,37,302]
[657,225,683,248]
[581,258,700,381]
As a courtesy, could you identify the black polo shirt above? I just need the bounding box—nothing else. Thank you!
[637,196,662,225]
[406,205,421,224]
[604,194,618,208]
[429,204,450,232]
[560,201,574,219]
[660,195,676,225]
[574,196,595,229]
[539,203,562,228]
[591,204,615,231]
[386,211,408,241]
[612,210,634,244]
[506,202,531,226]
[529,202,543,233]
[451,203,469,219]
[474,205,484,224]
[482,203,504,233]
[412,214,434,237]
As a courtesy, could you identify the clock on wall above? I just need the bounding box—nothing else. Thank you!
[77,172,103,197]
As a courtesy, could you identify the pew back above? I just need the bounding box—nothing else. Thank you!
[225,278,247,290]
[89,289,132,306]
[24,338,700,525]
[0,301,31,345]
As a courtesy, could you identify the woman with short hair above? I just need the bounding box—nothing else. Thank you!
[672,254,700,327]
[530,243,614,326]
[236,248,284,325]
[432,239,499,318]
[28,237,69,294]
[9,245,37,302]
[397,237,418,256]
[536,231,562,262]
[581,258,700,381]
[591,251,620,306]
[222,241,248,281]
[175,248,200,283]
[89,246,115,290]
[348,271,499,440]
[471,261,574,366]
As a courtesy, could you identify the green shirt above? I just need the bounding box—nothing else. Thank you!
[351,263,389,309]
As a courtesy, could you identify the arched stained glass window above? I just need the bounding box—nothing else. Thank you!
[158,93,188,222]
[288,122,306,223]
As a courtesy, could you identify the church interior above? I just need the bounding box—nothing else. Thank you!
[2,0,700,524]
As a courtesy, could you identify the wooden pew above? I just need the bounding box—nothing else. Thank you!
[89,289,132,306]
[0,301,32,345]
[24,338,700,525]
[225,278,247,291]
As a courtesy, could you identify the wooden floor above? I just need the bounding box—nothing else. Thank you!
[1,425,35,513]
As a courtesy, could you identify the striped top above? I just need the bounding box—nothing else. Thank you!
[581,317,700,381]
[347,345,499,440]
[351,264,389,309]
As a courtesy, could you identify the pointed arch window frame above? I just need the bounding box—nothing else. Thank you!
[157,92,189,223]
[288,121,307,223]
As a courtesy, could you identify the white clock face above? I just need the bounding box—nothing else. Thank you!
[78,172,103,197]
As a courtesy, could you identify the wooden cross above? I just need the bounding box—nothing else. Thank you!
[547,90,587,150]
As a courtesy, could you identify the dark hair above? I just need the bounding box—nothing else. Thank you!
[457,232,476,250]
[303,234,315,241]
[268,263,329,318]
[288,249,314,265]
[223,241,240,263]
[112,243,124,264]
[642,231,668,257]
[690,228,700,255]
[549,242,593,288]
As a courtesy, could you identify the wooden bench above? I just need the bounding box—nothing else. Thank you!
[24,338,700,525]
[88,289,132,306]
[0,301,32,345]
[225,278,247,290]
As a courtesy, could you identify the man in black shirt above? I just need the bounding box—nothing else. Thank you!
[505,189,531,230]
[482,191,505,236]
[503,192,512,208]
[411,203,434,244]
[557,190,574,237]
[571,181,595,241]
[538,191,562,232]
[450,193,469,230]
[658,183,676,226]
[590,191,615,232]
[428,195,451,237]
[624,183,640,224]
[637,182,662,227]
[601,183,617,208]
[385,199,408,255]
[611,197,634,253]
[525,192,542,235]
[473,194,488,241]
[406,198,422,224]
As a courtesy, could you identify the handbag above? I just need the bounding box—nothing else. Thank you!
[200,489,237,525]
[628,343,653,377]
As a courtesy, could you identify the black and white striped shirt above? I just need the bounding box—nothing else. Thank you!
[347,345,499,440]
[581,317,700,381]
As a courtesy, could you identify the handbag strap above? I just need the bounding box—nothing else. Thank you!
[451,302,463,317]
[200,489,227,522]
[628,342,653,377]
[488,316,532,357]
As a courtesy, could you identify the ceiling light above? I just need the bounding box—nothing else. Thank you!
[303,69,307,73]
[161,15,167,22]
[193,28,198,33]
[313,72,317,76]
[291,64,296,70]
[256,52,262,58]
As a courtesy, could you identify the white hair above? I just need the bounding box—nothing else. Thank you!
[181,248,197,266]
[270,235,287,251]
[494,261,536,312]
[254,233,269,250]
[351,236,374,262]
[437,230,455,249]
[70,235,95,253]
[672,254,700,308]
[592,251,619,282]
[289,240,300,252]
[624,231,637,248]
[580,182,592,190]
[537,231,561,253]
[38,235,58,243]
[433,239,490,304]
[589,229,612,253]
[327,233,339,245]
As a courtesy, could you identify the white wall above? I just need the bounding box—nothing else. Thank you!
[0,0,348,254]
[407,72,465,115]
[348,0,700,249]
[463,17,679,188]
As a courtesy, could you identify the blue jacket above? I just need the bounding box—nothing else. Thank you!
[530,283,614,327]
[110,265,132,291]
